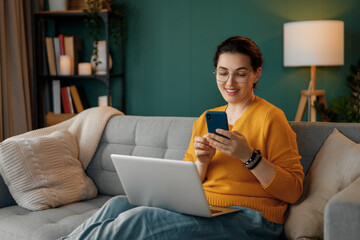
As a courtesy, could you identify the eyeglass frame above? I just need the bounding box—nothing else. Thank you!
[213,69,253,83]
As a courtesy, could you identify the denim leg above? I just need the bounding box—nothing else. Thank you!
[61,196,134,239]
[62,197,283,240]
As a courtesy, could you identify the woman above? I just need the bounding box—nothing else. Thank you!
[61,36,304,240]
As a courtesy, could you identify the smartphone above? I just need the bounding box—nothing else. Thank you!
[205,111,229,139]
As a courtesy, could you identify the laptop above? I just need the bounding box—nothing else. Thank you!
[111,154,240,218]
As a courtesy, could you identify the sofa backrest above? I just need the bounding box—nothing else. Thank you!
[86,115,196,196]
[86,116,360,197]
[289,121,360,173]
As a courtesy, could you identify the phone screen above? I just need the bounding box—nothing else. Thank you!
[205,111,229,139]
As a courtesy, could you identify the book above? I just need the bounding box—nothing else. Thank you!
[45,37,56,76]
[64,36,82,75]
[58,34,65,55]
[53,37,60,75]
[74,37,82,75]
[52,80,61,114]
[75,85,89,109]
[46,112,76,126]
[70,85,84,113]
[61,86,74,114]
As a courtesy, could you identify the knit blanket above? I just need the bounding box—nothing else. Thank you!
[6,106,124,169]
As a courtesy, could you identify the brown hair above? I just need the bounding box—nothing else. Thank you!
[213,36,263,88]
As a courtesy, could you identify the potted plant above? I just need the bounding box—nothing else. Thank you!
[315,59,360,122]
[84,0,125,72]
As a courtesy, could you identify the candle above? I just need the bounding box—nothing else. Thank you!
[78,62,92,75]
[59,55,72,75]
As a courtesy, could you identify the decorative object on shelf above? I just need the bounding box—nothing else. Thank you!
[315,59,360,122]
[49,0,69,11]
[98,95,111,106]
[284,20,344,122]
[90,40,112,75]
[84,0,125,67]
[59,55,72,75]
[78,62,92,75]
[69,0,88,10]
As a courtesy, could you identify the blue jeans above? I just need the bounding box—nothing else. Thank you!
[61,196,283,240]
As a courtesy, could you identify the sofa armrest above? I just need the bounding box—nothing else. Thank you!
[324,176,360,240]
[0,175,15,208]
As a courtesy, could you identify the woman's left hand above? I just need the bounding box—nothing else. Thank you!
[207,129,253,163]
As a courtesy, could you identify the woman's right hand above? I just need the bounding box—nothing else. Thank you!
[194,134,216,165]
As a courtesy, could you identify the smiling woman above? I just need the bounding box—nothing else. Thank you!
[60,36,303,240]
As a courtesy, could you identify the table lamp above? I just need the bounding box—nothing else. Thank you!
[284,20,344,122]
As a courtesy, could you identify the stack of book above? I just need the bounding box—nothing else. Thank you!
[52,80,89,114]
[45,34,82,75]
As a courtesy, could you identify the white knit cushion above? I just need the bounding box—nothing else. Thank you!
[285,128,360,239]
[0,129,98,211]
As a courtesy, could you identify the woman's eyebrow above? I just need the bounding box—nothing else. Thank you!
[217,66,248,71]
[236,67,248,71]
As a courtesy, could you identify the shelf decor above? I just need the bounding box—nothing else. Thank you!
[84,0,125,67]
[90,40,112,75]
[49,0,69,11]
[78,62,92,75]
[59,55,72,75]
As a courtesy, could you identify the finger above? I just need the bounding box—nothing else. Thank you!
[215,129,232,139]
[231,130,243,137]
[208,132,230,144]
[194,136,208,144]
[194,142,210,150]
[208,138,231,154]
[195,149,211,157]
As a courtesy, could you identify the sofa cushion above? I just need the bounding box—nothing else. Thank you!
[0,195,111,240]
[0,129,98,211]
[285,128,360,239]
[86,116,196,196]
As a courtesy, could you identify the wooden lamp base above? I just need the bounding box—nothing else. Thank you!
[294,90,326,122]
[294,65,327,122]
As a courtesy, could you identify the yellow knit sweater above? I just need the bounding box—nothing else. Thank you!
[184,97,304,224]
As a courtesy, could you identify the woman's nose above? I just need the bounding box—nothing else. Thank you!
[226,73,236,85]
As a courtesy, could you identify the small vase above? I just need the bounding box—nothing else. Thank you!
[49,0,69,11]
[91,40,113,75]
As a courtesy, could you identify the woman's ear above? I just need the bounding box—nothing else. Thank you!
[253,67,262,84]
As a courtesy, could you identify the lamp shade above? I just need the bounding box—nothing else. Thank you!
[284,20,344,67]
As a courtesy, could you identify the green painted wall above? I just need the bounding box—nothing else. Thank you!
[49,0,360,120]
[120,0,360,120]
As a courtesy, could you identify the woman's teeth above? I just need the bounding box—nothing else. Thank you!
[226,89,239,93]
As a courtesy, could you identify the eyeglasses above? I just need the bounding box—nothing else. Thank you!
[213,69,253,83]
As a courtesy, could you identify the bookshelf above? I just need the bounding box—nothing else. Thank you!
[33,10,125,128]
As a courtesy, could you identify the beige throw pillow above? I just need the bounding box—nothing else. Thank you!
[0,129,98,211]
[285,128,360,239]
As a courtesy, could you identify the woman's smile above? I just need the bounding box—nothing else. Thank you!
[225,88,240,96]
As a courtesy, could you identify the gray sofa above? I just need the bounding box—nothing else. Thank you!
[0,115,360,240]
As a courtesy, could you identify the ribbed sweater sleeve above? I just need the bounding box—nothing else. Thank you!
[261,107,304,203]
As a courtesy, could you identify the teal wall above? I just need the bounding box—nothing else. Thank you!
[119,0,360,119]
[49,0,360,120]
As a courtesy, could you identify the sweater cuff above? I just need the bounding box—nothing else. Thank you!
[262,166,289,198]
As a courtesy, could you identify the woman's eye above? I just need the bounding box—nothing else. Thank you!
[219,72,228,76]
[237,73,247,78]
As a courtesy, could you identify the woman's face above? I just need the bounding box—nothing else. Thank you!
[215,52,261,105]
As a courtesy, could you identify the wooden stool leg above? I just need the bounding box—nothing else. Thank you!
[295,95,308,121]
